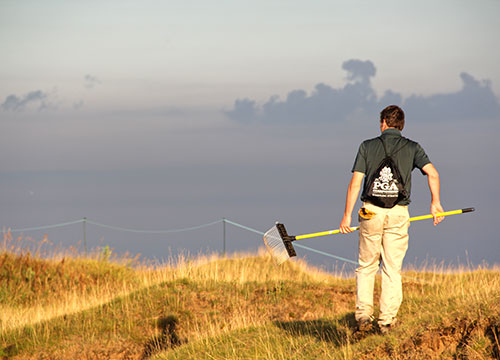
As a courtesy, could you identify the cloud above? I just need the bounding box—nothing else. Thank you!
[1,90,51,111]
[404,72,500,121]
[342,59,376,85]
[227,59,379,123]
[84,74,101,89]
[226,59,500,123]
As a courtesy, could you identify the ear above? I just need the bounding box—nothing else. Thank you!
[380,119,388,132]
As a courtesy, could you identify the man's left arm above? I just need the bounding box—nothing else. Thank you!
[422,163,444,225]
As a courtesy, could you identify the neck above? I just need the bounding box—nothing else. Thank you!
[381,123,398,133]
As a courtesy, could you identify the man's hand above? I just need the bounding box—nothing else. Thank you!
[340,214,354,233]
[431,202,445,226]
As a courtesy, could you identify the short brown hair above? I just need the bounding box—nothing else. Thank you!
[380,105,405,130]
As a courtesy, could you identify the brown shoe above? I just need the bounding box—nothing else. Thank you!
[356,318,373,332]
[379,324,391,334]
[378,319,397,335]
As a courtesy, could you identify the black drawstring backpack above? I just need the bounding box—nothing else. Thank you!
[363,137,409,208]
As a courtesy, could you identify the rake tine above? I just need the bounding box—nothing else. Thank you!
[263,223,297,265]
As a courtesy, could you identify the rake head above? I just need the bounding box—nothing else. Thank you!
[263,223,297,265]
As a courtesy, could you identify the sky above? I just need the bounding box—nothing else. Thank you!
[1,1,499,271]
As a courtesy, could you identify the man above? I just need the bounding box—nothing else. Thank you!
[339,105,444,334]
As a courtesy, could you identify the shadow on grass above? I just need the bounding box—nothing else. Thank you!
[141,315,184,359]
[274,312,360,347]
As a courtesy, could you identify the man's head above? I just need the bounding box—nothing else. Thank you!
[380,105,405,131]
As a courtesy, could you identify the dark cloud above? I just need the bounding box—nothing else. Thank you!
[404,72,500,121]
[226,59,500,123]
[226,59,378,123]
[84,74,101,89]
[342,59,376,85]
[1,90,51,112]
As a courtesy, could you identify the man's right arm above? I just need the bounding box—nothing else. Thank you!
[422,163,444,225]
[339,171,364,233]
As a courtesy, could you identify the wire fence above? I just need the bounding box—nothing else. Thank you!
[3,217,358,265]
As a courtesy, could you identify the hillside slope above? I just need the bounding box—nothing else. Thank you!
[0,250,498,359]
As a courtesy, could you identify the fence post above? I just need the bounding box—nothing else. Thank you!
[83,217,87,256]
[222,218,226,256]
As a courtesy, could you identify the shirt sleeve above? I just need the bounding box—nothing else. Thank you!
[351,142,366,174]
[413,142,431,174]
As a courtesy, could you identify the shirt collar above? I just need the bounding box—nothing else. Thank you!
[381,128,402,137]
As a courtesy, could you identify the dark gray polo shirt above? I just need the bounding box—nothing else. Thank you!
[352,128,431,205]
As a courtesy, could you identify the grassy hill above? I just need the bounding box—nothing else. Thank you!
[0,246,499,359]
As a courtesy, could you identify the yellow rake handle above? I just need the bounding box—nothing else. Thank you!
[295,208,475,241]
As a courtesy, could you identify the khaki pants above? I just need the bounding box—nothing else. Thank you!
[355,202,410,326]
